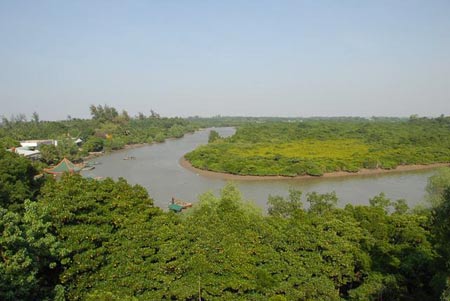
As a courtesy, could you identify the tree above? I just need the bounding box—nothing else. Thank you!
[154,133,165,143]
[39,175,159,300]
[208,130,221,143]
[0,200,65,301]
[121,110,130,122]
[369,192,392,212]
[150,109,160,119]
[13,113,27,123]
[89,105,98,119]
[307,191,338,214]
[90,105,118,122]
[0,115,9,127]
[0,149,39,211]
[83,137,104,152]
[345,202,438,300]
[426,168,450,207]
[168,124,184,138]
[32,111,40,123]
[150,183,265,300]
[0,136,19,148]
[392,199,409,214]
[432,188,450,299]
[39,144,60,165]
[137,112,145,120]
[267,188,303,218]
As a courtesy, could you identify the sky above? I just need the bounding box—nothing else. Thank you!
[0,0,449,120]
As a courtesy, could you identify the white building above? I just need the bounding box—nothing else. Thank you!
[8,147,41,160]
[20,139,57,149]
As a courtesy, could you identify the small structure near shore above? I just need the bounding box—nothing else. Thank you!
[168,197,193,212]
[44,158,83,176]
[172,197,192,208]
[82,161,100,171]
[168,203,183,213]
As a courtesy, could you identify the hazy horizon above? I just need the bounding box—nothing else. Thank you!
[1,1,449,120]
[1,109,443,123]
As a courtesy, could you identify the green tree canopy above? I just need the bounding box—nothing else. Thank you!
[0,149,40,210]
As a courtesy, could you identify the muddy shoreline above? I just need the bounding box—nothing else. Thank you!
[179,156,450,181]
[81,131,204,162]
[82,143,148,162]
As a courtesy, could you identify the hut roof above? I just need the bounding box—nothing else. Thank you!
[44,158,82,175]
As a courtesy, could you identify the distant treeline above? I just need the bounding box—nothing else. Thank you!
[1,149,450,300]
[186,116,450,176]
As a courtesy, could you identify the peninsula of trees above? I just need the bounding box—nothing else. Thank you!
[185,116,450,177]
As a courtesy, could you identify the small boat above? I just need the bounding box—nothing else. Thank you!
[123,156,136,160]
[86,176,104,181]
[82,166,95,171]
[84,161,101,167]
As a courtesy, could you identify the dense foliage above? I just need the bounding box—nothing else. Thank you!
[185,116,450,176]
[0,148,41,211]
[431,183,450,300]
[0,201,65,300]
[3,173,449,300]
[38,175,160,300]
[0,150,63,300]
[2,117,450,300]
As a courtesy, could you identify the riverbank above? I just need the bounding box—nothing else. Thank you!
[81,130,204,163]
[82,143,149,162]
[80,128,219,164]
[180,156,450,180]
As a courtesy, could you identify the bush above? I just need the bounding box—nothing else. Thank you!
[83,137,104,152]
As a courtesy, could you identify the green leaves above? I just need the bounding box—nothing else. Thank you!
[307,191,338,214]
[426,167,450,207]
[38,175,159,300]
[268,188,303,218]
[345,202,437,300]
[0,149,40,211]
[1,151,446,300]
[34,177,441,300]
[208,130,221,143]
[0,200,65,301]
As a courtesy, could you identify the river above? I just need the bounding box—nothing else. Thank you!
[82,127,438,209]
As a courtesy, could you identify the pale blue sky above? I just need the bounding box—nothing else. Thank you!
[0,0,449,120]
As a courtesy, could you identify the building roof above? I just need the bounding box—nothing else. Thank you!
[7,147,41,158]
[44,158,82,175]
[20,139,57,147]
[21,139,52,143]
